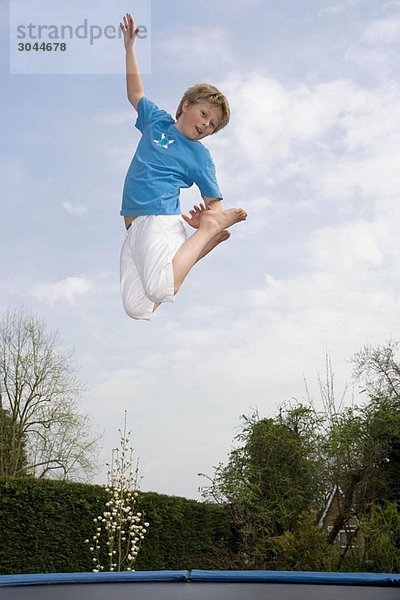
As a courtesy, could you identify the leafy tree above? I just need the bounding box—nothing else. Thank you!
[352,341,400,502]
[306,348,400,568]
[200,406,324,567]
[273,512,340,571]
[0,406,27,476]
[0,308,101,481]
[359,502,400,572]
[201,347,400,571]
[305,353,398,549]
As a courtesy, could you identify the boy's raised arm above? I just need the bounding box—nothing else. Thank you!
[120,13,144,110]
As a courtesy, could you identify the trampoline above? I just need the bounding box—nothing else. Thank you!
[0,569,399,599]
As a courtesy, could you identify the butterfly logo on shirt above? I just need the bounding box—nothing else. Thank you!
[153,133,175,149]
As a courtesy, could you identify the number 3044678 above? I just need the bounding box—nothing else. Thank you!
[18,42,67,51]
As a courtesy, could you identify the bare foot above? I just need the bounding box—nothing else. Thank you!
[197,230,231,262]
[199,208,247,233]
[217,230,231,242]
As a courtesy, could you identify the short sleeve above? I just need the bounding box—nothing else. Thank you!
[194,150,223,199]
[135,97,172,133]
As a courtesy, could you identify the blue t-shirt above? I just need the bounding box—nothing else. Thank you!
[121,97,222,216]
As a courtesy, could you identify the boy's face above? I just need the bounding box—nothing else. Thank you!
[176,101,223,140]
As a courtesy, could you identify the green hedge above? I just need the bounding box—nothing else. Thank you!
[0,477,232,574]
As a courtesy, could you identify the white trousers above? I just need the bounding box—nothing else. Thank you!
[120,215,188,320]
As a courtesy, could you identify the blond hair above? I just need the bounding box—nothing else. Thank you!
[176,83,230,133]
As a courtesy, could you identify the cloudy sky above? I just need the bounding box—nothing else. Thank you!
[1,0,400,499]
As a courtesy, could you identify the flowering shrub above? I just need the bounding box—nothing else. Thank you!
[85,414,149,571]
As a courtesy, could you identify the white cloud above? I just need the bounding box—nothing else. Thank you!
[62,201,89,216]
[319,4,347,15]
[210,74,400,218]
[32,277,93,304]
[157,26,234,71]
[344,45,396,80]
[361,17,400,46]
[245,196,275,215]
[214,76,363,175]
[384,0,400,9]
[207,0,265,9]
[318,1,361,16]
[343,13,400,78]
[309,220,383,272]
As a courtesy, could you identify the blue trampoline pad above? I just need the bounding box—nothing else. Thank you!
[0,570,399,600]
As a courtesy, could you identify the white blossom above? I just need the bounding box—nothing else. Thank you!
[84,412,148,573]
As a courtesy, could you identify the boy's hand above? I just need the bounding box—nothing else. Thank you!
[182,203,209,229]
[120,13,139,50]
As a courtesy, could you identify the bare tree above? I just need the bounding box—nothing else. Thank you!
[0,308,101,481]
[352,340,400,400]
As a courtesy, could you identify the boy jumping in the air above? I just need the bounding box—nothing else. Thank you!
[119,13,247,320]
